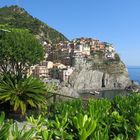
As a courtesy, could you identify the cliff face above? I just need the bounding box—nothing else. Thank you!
[59,46,131,96]
[59,60,130,97]
[69,61,130,92]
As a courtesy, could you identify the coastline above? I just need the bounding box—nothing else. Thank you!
[127,66,140,84]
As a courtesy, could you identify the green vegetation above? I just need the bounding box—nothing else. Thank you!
[0,5,68,43]
[0,26,49,117]
[0,94,140,139]
[0,76,47,115]
[0,26,44,80]
[115,53,121,62]
[0,112,11,140]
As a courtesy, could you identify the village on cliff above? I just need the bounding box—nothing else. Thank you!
[28,38,117,86]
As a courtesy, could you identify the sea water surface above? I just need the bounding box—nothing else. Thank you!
[128,66,140,84]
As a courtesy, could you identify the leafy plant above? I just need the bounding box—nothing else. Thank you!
[52,113,73,140]
[0,94,140,139]
[0,112,11,140]
[112,95,140,138]
[73,113,97,140]
[11,122,35,140]
[26,115,47,134]
[40,129,53,140]
[88,99,111,122]
[0,76,47,115]
[0,26,44,80]
[91,126,109,140]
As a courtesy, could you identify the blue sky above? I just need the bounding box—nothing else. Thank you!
[0,0,140,66]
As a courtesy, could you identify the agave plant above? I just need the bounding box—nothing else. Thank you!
[0,75,48,115]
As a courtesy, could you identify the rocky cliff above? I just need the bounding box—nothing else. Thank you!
[59,61,130,97]
[69,61,130,91]
[59,45,131,97]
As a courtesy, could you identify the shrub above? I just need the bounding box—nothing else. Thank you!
[0,75,47,116]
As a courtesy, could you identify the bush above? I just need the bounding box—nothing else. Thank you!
[1,93,140,139]
[0,75,47,116]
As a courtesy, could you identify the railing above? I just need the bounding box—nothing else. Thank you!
[78,88,123,93]
[46,92,89,103]
[46,88,126,104]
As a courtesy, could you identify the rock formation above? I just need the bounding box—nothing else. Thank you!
[59,40,131,97]
[69,61,130,91]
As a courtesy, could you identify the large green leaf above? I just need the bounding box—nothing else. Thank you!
[0,75,49,115]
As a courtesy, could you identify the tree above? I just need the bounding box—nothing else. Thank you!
[0,26,44,80]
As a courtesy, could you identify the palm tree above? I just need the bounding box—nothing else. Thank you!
[0,75,48,115]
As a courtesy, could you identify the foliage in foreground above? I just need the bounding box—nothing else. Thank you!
[1,93,140,139]
[0,76,47,115]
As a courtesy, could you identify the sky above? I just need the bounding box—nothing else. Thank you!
[0,0,140,66]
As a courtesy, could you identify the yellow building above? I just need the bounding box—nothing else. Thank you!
[53,63,67,69]
[33,66,49,78]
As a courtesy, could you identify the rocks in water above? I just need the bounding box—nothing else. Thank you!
[126,80,140,93]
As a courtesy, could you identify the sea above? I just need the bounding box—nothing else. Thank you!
[128,66,140,84]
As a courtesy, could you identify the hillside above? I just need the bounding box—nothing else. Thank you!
[0,5,68,43]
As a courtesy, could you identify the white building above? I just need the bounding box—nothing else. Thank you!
[105,52,115,59]
[59,67,75,81]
